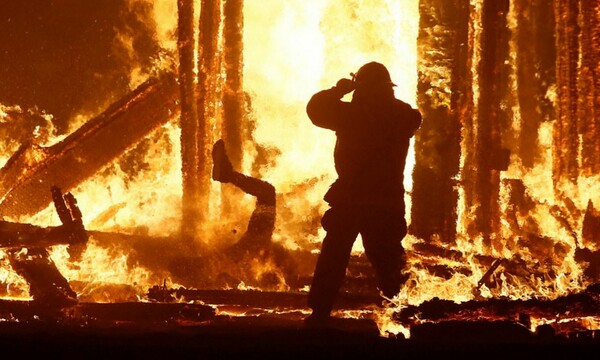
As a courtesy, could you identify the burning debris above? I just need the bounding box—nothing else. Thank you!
[0,0,599,349]
[396,283,600,339]
[0,71,179,219]
[1,186,87,307]
[403,0,600,299]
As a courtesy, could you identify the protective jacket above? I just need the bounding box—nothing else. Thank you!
[306,87,421,211]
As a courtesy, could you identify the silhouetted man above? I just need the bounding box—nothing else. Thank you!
[169,140,299,290]
[209,139,298,289]
[304,62,422,326]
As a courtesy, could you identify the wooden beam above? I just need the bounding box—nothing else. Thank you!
[0,72,179,218]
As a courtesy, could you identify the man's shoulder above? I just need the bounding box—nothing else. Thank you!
[388,100,422,134]
[391,98,416,111]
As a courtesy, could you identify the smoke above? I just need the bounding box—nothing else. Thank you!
[0,0,164,134]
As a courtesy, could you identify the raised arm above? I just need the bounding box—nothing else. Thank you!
[306,78,355,131]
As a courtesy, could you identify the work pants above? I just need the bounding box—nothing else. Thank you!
[307,204,407,314]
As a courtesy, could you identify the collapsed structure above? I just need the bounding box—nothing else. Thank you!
[409,0,600,294]
[0,0,599,339]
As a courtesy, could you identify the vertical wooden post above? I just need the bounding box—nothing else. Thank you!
[222,0,245,170]
[553,0,580,184]
[410,0,470,245]
[514,0,556,168]
[479,0,510,248]
[195,0,223,231]
[578,0,600,176]
[462,0,511,249]
[177,0,202,244]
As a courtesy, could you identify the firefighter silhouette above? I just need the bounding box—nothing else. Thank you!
[304,62,422,326]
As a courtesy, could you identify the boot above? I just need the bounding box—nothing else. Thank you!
[212,139,234,183]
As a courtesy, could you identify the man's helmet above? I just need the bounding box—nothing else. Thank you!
[353,62,396,87]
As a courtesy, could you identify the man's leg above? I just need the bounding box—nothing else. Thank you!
[360,206,407,300]
[212,139,276,205]
[307,206,359,321]
[212,139,276,251]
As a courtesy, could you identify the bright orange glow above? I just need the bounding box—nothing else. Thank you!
[0,0,420,304]
[1,0,597,339]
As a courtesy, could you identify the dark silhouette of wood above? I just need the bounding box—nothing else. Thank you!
[146,287,380,312]
[4,187,88,308]
[578,0,600,176]
[395,283,600,333]
[575,247,600,283]
[410,0,469,245]
[177,0,203,242]
[514,0,556,168]
[222,0,245,171]
[582,200,600,250]
[462,0,510,250]
[553,0,580,183]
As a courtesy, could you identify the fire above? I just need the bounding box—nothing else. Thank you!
[0,0,420,301]
[49,240,163,303]
[244,0,419,251]
[1,0,599,340]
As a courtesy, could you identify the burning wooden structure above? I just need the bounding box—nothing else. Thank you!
[0,72,179,218]
[0,0,600,352]
[409,0,600,293]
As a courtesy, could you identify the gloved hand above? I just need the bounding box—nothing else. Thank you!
[333,78,355,97]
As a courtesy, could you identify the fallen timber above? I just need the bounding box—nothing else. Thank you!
[0,187,87,251]
[2,187,89,307]
[146,286,382,313]
[0,298,216,326]
[394,283,600,335]
[0,71,179,218]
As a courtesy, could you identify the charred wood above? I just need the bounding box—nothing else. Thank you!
[471,254,557,291]
[6,248,77,308]
[465,0,510,248]
[0,221,83,250]
[0,299,216,325]
[395,283,600,330]
[574,247,600,283]
[407,238,558,289]
[177,0,204,241]
[458,0,478,247]
[413,263,473,280]
[409,320,534,343]
[553,0,580,183]
[582,200,600,249]
[410,241,464,262]
[69,302,216,324]
[514,0,556,168]
[476,258,503,289]
[410,0,469,244]
[196,0,223,227]
[2,187,88,308]
[474,254,498,267]
[578,0,600,176]
[146,286,380,313]
[222,0,245,170]
[0,72,179,218]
